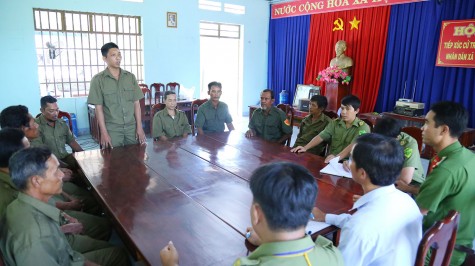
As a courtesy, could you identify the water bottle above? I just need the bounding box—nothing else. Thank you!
[71,113,78,137]
[279,89,289,104]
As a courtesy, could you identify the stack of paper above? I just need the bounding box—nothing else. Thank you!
[305,220,332,235]
[320,156,352,178]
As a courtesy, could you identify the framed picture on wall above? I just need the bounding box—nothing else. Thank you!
[167,12,177,28]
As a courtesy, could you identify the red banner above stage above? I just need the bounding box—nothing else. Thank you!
[271,0,427,19]
[436,19,475,68]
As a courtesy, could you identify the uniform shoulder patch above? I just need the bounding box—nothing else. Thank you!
[358,130,366,136]
[284,118,291,126]
[358,121,364,126]
[400,140,407,146]
[404,148,412,158]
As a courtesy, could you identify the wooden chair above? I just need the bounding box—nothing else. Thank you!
[166,82,180,98]
[150,83,165,104]
[323,110,339,119]
[415,210,460,266]
[190,98,208,135]
[401,126,423,153]
[276,103,295,147]
[149,103,166,136]
[140,88,152,133]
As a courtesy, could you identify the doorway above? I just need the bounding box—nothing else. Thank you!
[200,22,243,122]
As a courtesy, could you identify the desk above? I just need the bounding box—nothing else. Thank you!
[75,132,361,265]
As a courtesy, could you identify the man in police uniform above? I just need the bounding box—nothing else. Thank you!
[195,81,234,135]
[416,101,475,266]
[2,147,130,266]
[88,42,145,148]
[159,162,344,266]
[291,94,369,163]
[293,95,332,156]
[373,116,425,186]
[246,89,293,143]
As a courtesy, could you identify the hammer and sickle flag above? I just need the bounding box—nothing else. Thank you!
[284,118,291,126]
[333,18,344,31]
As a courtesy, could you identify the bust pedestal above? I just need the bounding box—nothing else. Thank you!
[325,82,350,113]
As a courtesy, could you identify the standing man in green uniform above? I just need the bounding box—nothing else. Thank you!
[415,101,475,266]
[291,95,369,163]
[2,147,130,266]
[159,162,344,266]
[195,81,234,135]
[152,91,191,141]
[246,89,293,143]
[88,42,145,148]
[293,95,332,155]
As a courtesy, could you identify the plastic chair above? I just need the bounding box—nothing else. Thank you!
[190,98,208,135]
[414,210,460,266]
[58,111,73,132]
[166,82,180,98]
[276,103,295,146]
[140,88,152,133]
[150,83,165,104]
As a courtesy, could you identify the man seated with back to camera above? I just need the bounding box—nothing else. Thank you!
[246,89,293,143]
[348,116,425,198]
[159,162,344,266]
[292,95,332,156]
[152,90,191,141]
[312,133,422,266]
[291,94,370,163]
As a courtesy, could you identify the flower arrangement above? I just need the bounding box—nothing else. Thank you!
[316,66,351,85]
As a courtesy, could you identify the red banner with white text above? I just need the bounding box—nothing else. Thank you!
[271,0,427,19]
[436,19,475,68]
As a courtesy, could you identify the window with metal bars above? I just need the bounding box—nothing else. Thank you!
[33,8,144,98]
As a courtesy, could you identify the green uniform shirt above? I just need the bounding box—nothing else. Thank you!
[2,193,85,266]
[249,106,293,142]
[318,117,370,156]
[0,171,17,219]
[397,132,425,184]
[152,109,191,139]
[195,100,233,133]
[33,115,74,160]
[416,142,475,266]
[87,68,143,145]
[293,113,332,155]
[233,235,344,266]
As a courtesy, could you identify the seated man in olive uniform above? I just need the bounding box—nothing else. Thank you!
[159,162,344,266]
[88,42,145,148]
[195,81,234,135]
[246,89,293,143]
[152,91,191,141]
[293,95,332,155]
[372,117,425,189]
[291,94,370,163]
[2,147,130,266]
[416,101,475,266]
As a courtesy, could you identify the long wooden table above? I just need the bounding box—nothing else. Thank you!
[75,131,362,266]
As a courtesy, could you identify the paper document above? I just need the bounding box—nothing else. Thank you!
[305,220,332,235]
[320,156,352,178]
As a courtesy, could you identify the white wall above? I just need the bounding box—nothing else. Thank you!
[0,0,269,134]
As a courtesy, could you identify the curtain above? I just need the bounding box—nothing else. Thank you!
[304,7,390,113]
[376,0,475,127]
[267,15,310,105]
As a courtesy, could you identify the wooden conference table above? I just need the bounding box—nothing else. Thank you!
[75,131,362,266]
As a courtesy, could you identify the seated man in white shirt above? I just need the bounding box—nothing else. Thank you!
[313,133,422,266]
